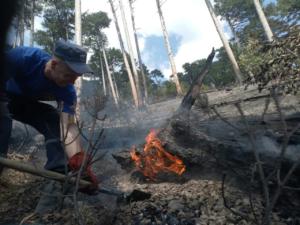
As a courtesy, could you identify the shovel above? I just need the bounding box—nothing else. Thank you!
[0,156,151,202]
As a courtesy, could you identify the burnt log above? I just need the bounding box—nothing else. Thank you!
[178,48,215,112]
[112,50,300,182]
[113,109,300,179]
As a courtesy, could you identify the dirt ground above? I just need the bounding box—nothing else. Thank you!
[0,87,299,225]
[0,151,297,225]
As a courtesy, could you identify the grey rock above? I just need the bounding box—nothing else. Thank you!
[168,200,184,212]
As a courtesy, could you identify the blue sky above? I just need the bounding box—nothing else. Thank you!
[141,33,182,76]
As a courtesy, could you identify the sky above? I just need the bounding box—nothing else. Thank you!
[81,0,224,78]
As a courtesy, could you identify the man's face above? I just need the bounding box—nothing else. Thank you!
[51,60,81,87]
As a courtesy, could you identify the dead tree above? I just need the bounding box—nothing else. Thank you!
[253,0,274,42]
[29,0,35,47]
[102,48,119,107]
[129,0,149,104]
[119,0,143,107]
[110,63,120,101]
[109,0,139,108]
[75,0,82,45]
[99,50,107,96]
[179,48,215,112]
[74,0,82,118]
[156,0,183,96]
[205,0,243,85]
[15,3,25,47]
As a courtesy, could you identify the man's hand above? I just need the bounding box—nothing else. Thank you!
[68,151,99,195]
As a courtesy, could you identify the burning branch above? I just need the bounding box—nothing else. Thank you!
[130,129,186,180]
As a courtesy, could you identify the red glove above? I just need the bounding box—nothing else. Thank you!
[68,151,99,194]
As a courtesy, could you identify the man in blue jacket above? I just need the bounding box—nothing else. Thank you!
[0,40,98,191]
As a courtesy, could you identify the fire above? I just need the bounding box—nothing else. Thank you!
[130,129,186,180]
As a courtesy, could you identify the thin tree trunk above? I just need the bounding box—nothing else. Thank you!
[109,0,139,108]
[19,3,25,46]
[75,0,82,117]
[110,59,120,100]
[29,0,35,47]
[205,0,243,85]
[119,0,143,107]
[75,0,82,45]
[129,0,148,104]
[13,17,19,48]
[102,48,119,107]
[156,0,183,96]
[99,52,107,96]
[96,38,108,96]
[112,70,120,101]
[253,0,274,42]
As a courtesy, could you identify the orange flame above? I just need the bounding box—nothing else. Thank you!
[130,129,186,180]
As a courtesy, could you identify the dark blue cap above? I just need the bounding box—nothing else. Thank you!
[54,40,93,74]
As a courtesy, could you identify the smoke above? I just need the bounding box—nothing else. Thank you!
[81,79,180,150]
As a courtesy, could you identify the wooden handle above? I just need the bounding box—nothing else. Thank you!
[0,156,91,187]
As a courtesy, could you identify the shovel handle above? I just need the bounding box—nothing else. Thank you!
[0,156,91,186]
[0,156,129,198]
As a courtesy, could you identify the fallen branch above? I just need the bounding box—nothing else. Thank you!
[178,48,215,112]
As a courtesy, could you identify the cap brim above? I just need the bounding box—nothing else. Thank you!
[65,61,94,74]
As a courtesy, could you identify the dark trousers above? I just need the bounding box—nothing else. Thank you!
[0,94,66,172]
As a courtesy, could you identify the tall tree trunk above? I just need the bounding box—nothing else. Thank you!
[118,0,143,108]
[253,0,274,42]
[108,0,139,108]
[13,17,19,48]
[75,0,82,45]
[29,0,35,47]
[111,69,120,101]
[205,0,243,85]
[128,0,148,104]
[99,52,107,96]
[74,0,82,117]
[156,0,183,96]
[19,3,25,46]
[102,48,119,107]
[109,56,120,100]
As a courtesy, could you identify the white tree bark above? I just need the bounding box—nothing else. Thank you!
[253,0,274,42]
[99,51,107,96]
[75,0,82,45]
[129,0,148,104]
[156,0,183,95]
[109,0,139,108]
[119,0,143,107]
[19,4,25,46]
[111,70,120,100]
[75,0,82,117]
[205,0,243,85]
[102,48,119,107]
[29,0,35,47]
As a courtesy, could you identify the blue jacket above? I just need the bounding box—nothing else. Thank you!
[6,47,76,114]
